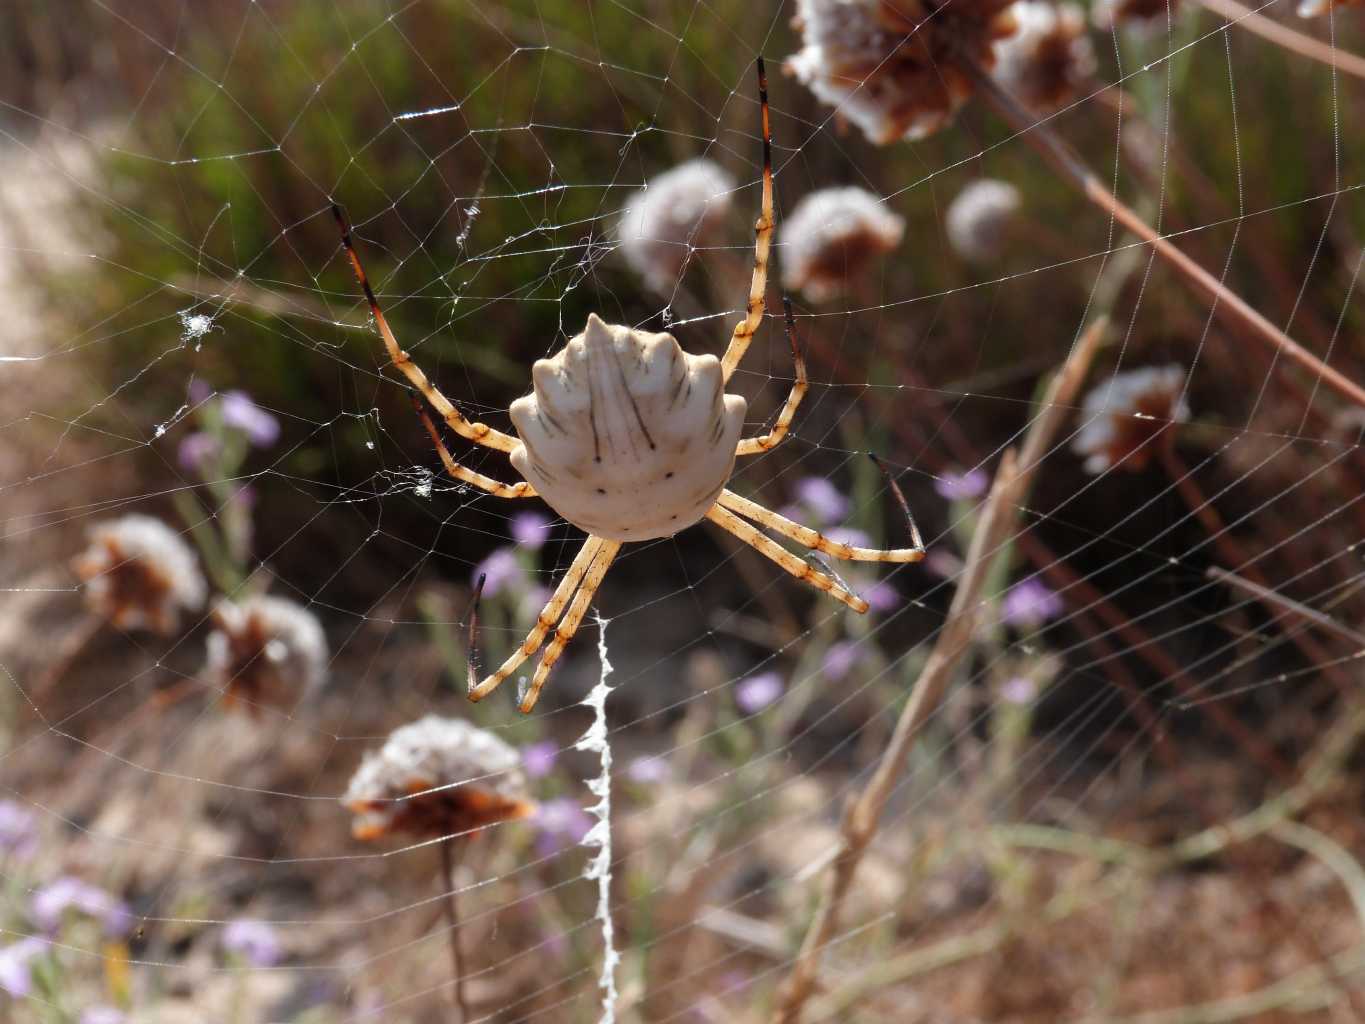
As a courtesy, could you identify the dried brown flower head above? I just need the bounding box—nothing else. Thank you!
[781,187,905,301]
[615,159,736,292]
[1297,0,1362,16]
[1092,0,1179,31]
[992,1,1096,112]
[945,178,1021,262]
[344,715,535,842]
[787,0,1019,144]
[72,515,207,635]
[205,595,328,713]
[1073,365,1191,473]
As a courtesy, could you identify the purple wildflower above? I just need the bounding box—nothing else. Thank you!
[925,548,964,580]
[0,801,38,860]
[934,468,988,501]
[522,740,559,779]
[188,378,213,405]
[0,937,48,998]
[1001,579,1063,629]
[793,477,850,526]
[822,641,862,682]
[826,527,872,550]
[533,797,594,857]
[735,671,784,714]
[177,431,220,473]
[222,918,283,967]
[475,547,523,598]
[626,755,669,784]
[510,512,552,550]
[31,878,132,937]
[1000,676,1038,705]
[220,391,281,447]
[80,1008,127,1024]
[861,580,902,613]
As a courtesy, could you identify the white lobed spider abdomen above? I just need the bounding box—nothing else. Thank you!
[509,313,746,541]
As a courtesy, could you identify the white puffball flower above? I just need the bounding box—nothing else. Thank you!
[1073,365,1191,473]
[343,715,534,841]
[72,515,207,634]
[945,179,1022,263]
[992,1,1096,112]
[787,0,1019,145]
[205,595,328,712]
[781,187,906,302]
[615,159,736,292]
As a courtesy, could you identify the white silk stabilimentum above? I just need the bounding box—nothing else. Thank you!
[573,613,620,1023]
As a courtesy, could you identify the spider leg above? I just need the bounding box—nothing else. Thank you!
[716,489,925,563]
[413,398,537,499]
[719,57,775,384]
[332,203,519,454]
[705,504,869,613]
[468,537,604,703]
[518,540,621,714]
[736,297,807,456]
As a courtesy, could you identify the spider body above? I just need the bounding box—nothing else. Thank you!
[509,314,746,541]
[333,58,925,715]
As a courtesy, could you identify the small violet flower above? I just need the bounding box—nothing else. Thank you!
[220,391,281,448]
[510,512,552,550]
[1001,579,1063,629]
[934,468,988,501]
[222,918,283,967]
[0,937,48,998]
[793,477,850,526]
[0,801,38,860]
[626,755,669,784]
[826,527,872,550]
[522,740,559,779]
[735,671,784,714]
[31,878,131,937]
[80,1008,127,1024]
[534,797,594,857]
[860,580,901,613]
[177,431,220,473]
[822,641,863,682]
[475,547,524,598]
[1000,676,1038,705]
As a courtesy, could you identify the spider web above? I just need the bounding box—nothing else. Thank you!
[2,1,1364,1021]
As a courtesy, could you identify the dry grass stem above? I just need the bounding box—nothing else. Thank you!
[969,64,1365,413]
[1193,0,1365,81]
[1206,565,1365,647]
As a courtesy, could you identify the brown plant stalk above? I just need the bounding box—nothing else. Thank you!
[1194,0,1365,81]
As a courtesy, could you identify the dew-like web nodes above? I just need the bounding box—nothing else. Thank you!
[2,2,1364,1022]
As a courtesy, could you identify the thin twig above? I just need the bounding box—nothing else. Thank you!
[771,316,1110,1023]
[1194,0,1365,81]
[440,838,469,1024]
[1207,566,1365,648]
[968,63,1365,413]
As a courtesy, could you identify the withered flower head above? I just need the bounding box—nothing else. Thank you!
[343,715,535,842]
[945,178,1021,262]
[1073,365,1191,473]
[1297,0,1362,16]
[991,1,1096,112]
[615,158,737,292]
[72,515,207,635]
[1092,0,1180,32]
[205,595,327,713]
[781,186,906,301]
[787,0,1018,145]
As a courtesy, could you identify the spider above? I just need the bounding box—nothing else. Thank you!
[332,59,925,714]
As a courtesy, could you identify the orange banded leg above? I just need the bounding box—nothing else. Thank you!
[414,401,536,499]
[720,58,775,384]
[716,490,925,563]
[736,297,807,456]
[469,538,603,702]
[705,504,869,613]
[518,540,621,713]
[332,203,518,454]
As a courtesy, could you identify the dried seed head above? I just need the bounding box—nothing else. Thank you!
[781,187,906,301]
[615,159,737,292]
[205,595,328,713]
[71,515,207,634]
[1073,365,1191,473]
[991,1,1096,112]
[343,715,535,842]
[1297,0,1362,16]
[945,179,1022,262]
[1092,0,1179,32]
[787,0,1019,145]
